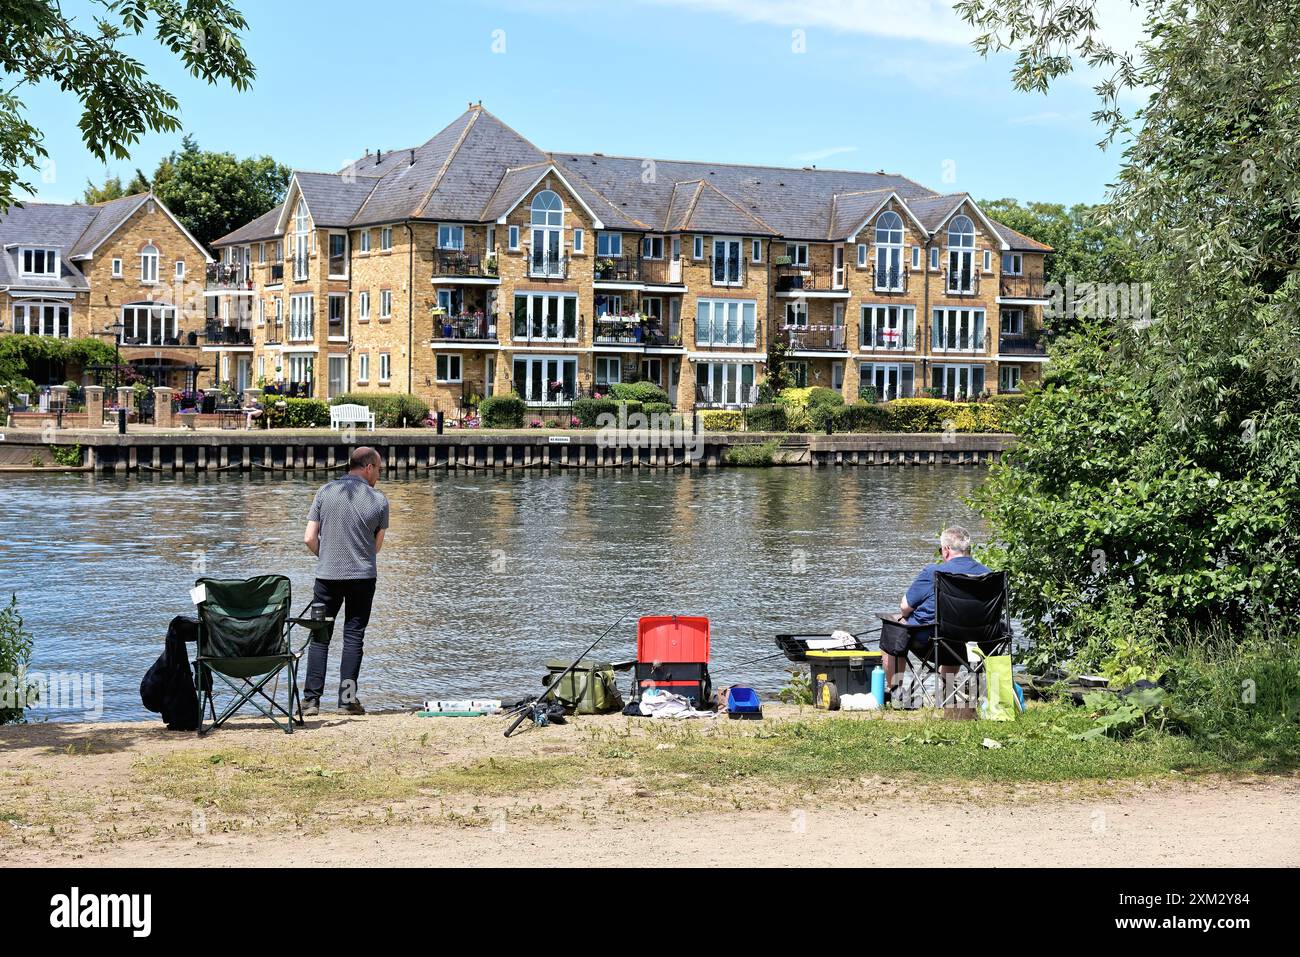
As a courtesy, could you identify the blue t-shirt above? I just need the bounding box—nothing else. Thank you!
[904,554,991,626]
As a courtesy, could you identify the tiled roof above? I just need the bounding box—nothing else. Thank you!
[67,194,150,257]
[213,106,1056,255]
[212,203,284,247]
[991,220,1053,252]
[0,199,124,292]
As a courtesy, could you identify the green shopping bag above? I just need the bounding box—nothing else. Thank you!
[971,645,1017,722]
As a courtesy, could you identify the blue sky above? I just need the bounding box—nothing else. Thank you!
[24,0,1140,207]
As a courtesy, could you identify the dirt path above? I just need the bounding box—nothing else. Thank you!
[2,710,1295,867]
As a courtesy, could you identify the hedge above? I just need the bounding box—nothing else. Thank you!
[833,401,890,432]
[724,439,779,467]
[881,398,1016,433]
[265,397,330,429]
[333,392,429,428]
[608,381,670,405]
[572,398,644,428]
[744,403,788,431]
[699,410,743,432]
[479,394,525,429]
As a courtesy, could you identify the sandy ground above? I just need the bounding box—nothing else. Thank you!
[2,706,1296,867]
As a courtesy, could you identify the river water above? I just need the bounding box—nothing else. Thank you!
[1,468,988,721]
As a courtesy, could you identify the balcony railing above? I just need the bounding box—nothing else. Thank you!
[593,317,680,347]
[999,274,1048,299]
[999,332,1048,356]
[944,269,980,296]
[431,243,498,279]
[512,315,578,341]
[773,261,824,292]
[432,313,498,341]
[779,325,847,352]
[861,326,918,351]
[594,256,644,283]
[871,264,909,293]
[203,323,253,345]
[528,251,568,279]
[206,263,252,290]
[932,330,987,352]
[269,262,284,283]
[709,255,744,286]
[695,384,759,409]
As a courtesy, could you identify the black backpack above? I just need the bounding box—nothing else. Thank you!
[140,615,203,731]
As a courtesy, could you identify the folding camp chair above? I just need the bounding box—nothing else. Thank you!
[878,571,1013,711]
[192,575,330,735]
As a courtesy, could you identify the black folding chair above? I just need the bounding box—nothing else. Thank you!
[878,571,1012,710]
[192,575,331,735]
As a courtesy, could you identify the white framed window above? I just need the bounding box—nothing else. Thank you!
[983,249,993,272]
[512,292,578,341]
[487,226,496,251]
[930,246,940,271]
[359,230,371,253]
[692,235,704,260]
[380,289,392,318]
[20,248,58,276]
[861,304,916,351]
[328,232,348,277]
[643,235,664,260]
[380,227,393,251]
[785,243,809,267]
[293,199,310,280]
[595,356,622,386]
[328,293,347,340]
[595,293,623,318]
[438,224,464,250]
[751,239,762,263]
[435,353,462,383]
[174,260,185,280]
[696,361,757,407]
[1002,252,1023,275]
[784,300,808,327]
[111,258,122,277]
[946,215,976,292]
[859,362,915,400]
[258,242,266,263]
[695,298,757,346]
[857,244,867,267]
[508,225,520,250]
[1000,365,1022,392]
[788,361,809,388]
[288,354,314,386]
[140,244,159,283]
[874,211,905,291]
[257,356,265,379]
[121,301,177,344]
[512,355,578,403]
[597,232,621,257]
[289,293,314,340]
[257,300,265,326]
[572,228,584,254]
[274,298,283,328]
[379,353,391,382]
[1000,307,1025,335]
[711,238,744,286]
[912,246,922,270]
[932,363,985,399]
[641,356,663,385]
[11,300,71,337]
[931,307,986,352]
[357,352,370,383]
[358,291,370,321]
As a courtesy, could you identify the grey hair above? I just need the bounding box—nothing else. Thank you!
[940,526,973,555]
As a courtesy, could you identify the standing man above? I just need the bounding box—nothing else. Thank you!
[302,446,389,715]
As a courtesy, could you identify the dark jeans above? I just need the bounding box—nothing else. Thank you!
[303,578,376,706]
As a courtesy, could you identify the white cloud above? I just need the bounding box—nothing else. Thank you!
[634,0,976,46]
[792,145,859,163]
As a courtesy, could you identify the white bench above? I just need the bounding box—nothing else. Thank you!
[329,403,375,432]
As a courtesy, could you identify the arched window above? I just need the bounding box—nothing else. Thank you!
[293,198,310,279]
[530,190,563,227]
[874,211,905,290]
[946,215,976,293]
[140,244,159,284]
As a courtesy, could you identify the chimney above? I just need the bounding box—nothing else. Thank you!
[376,149,383,164]
[409,149,415,166]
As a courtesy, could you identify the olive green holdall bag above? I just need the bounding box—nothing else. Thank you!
[543,659,624,715]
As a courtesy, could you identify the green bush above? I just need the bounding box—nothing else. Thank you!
[0,594,34,725]
[744,403,788,432]
[479,394,525,429]
[883,397,954,432]
[644,401,672,417]
[699,410,742,432]
[50,444,82,467]
[833,402,890,432]
[264,397,330,429]
[775,387,814,432]
[724,439,779,466]
[334,392,430,428]
[858,385,878,404]
[572,398,644,428]
[609,381,670,405]
[807,387,845,409]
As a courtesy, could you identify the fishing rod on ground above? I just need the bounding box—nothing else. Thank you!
[503,611,630,738]
[725,625,885,671]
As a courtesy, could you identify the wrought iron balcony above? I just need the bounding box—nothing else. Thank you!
[779,325,848,352]
[998,331,1048,356]
[999,274,1049,299]
[431,312,498,341]
[871,264,909,293]
[205,262,252,290]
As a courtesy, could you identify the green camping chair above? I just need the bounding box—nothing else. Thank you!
[192,575,327,735]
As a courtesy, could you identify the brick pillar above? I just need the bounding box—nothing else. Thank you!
[153,387,174,429]
[843,358,862,403]
[84,385,105,428]
[116,386,133,412]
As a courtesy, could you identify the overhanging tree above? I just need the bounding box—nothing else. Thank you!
[0,0,254,212]
[957,0,1300,667]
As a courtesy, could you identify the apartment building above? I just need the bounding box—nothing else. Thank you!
[210,105,1051,410]
[0,193,214,389]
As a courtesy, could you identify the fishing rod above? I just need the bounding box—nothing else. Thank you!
[503,611,630,738]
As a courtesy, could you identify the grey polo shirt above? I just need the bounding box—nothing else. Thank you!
[307,474,390,580]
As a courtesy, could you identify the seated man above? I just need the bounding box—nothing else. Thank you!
[881,525,991,696]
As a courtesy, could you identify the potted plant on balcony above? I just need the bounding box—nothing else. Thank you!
[485,255,498,277]
[596,257,615,279]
